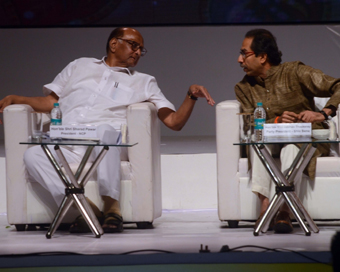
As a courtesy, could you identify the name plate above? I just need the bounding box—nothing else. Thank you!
[263,123,312,138]
[50,125,98,139]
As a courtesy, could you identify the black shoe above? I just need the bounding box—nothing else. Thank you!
[69,213,103,233]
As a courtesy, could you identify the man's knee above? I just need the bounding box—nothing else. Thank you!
[23,147,45,170]
[280,144,299,168]
[281,144,299,156]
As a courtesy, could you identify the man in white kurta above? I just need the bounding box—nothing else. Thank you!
[24,56,176,206]
[0,27,215,233]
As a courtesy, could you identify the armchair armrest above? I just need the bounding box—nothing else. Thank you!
[332,104,340,156]
[127,102,161,221]
[216,100,242,219]
[4,104,34,222]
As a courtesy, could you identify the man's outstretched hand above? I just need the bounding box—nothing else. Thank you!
[188,84,215,106]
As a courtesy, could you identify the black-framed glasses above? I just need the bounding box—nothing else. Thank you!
[240,50,255,59]
[118,38,147,56]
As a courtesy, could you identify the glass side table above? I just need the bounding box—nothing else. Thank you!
[20,139,137,239]
[234,137,338,236]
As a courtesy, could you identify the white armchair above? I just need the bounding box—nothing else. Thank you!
[216,100,340,227]
[4,102,162,231]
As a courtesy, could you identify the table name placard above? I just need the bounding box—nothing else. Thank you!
[263,123,311,138]
[50,125,98,139]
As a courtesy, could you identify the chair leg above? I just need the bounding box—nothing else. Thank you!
[136,222,154,229]
[228,220,239,228]
[26,225,37,231]
[15,224,26,231]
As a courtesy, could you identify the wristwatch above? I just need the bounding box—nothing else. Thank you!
[319,110,328,120]
[187,91,198,100]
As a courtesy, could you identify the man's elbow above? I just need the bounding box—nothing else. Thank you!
[160,115,186,131]
[172,126,183,131]
[167,123,184,131]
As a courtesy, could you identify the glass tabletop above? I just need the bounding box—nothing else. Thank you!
[20,138,137,147]
[234,136,340,145]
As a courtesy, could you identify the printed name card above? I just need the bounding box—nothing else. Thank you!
[50,125,98,139]
[263,123,312,138]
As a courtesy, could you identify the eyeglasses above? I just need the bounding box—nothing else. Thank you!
[240,50,255,59]
[118,38,147,56]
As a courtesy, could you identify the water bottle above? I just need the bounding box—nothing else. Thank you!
[254,102,266,142]
[51,103,62,125]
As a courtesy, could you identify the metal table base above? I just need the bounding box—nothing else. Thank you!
[252,143,319,236]
[41,144,109,239]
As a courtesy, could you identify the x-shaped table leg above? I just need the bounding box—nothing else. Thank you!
[41,144,109,238]
[252,143,319,236]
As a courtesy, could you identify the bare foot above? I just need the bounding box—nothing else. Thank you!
[258,194,269,214]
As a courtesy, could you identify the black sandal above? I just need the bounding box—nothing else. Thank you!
[102,213,123,233]
[69,215,91,233]
[69,213,103,233]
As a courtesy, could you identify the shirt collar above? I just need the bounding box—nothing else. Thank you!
[94,57,132,76]
[252,64,281,85]
[265,64,281,78]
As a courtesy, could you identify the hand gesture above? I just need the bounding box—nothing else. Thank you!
[188,85,215,106]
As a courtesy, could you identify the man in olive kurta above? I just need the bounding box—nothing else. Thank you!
[235,29,340,233]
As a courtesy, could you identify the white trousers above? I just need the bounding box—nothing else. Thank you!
[250,144,302,199]
[23,124,127,206]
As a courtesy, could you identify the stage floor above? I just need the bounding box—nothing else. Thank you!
[0,209,338,256]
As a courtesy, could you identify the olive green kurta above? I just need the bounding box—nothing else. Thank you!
[235,61,340,179]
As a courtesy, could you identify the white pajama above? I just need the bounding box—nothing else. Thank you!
[250,144,302,199]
